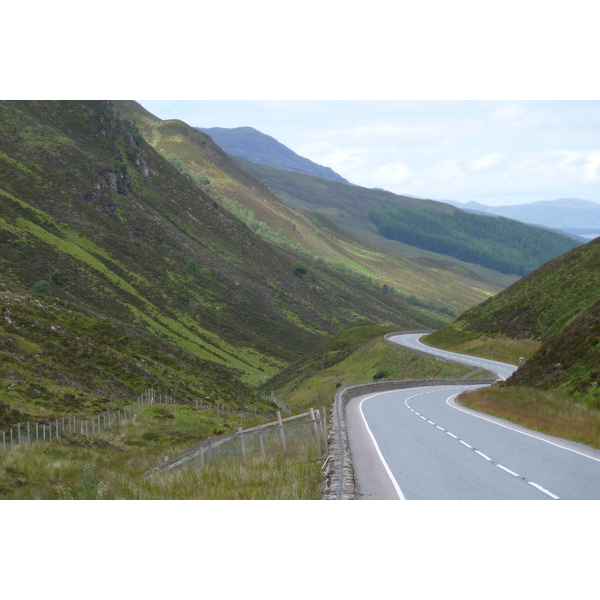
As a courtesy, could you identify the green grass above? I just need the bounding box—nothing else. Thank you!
[0,407,322,500]
[458,385,600,450]
[105,442,323,500]
[265,326,481,412]
[421,330,541,365]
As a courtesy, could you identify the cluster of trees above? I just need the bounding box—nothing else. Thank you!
[369,205,579,275]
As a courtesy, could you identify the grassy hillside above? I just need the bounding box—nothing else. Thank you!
[424,236,600,435]
[507,297,600,397]
[114,101,515,317]
[0,274,270,427]
[0,100,449,388]
[233,156,580,278]
[427,236,600,345]
[262,326,482,411]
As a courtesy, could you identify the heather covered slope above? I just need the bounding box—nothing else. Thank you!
[0,101,444,385]
[0,274,267,429]
[426,236,600,399]
[428,236,600,344]
[507,297,600,395]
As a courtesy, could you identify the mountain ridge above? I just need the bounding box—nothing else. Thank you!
[196,126,351,185]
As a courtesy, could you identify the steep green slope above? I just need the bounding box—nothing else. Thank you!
[506,297,600,396]
[234,156,580,278]
[428,236,600,344]
[426,236,600,402]
[0,274,268,429]
[0,101,444,385]
[115,101,509,316]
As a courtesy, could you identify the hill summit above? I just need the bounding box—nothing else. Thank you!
[197,126,351,184]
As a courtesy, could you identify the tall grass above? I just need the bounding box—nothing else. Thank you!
[458,385,600,450]
[0,416,324,499]
[104,442,323,500]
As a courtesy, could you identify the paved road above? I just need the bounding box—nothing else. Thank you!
[346,334,600,500]
[388,332,517,380]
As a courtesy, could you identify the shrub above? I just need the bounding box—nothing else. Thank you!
[186,259,200,274]
[373,369,392,380]
[293,263,307,276]
[32,280,51,295]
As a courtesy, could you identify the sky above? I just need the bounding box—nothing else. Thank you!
[138,100,600,206]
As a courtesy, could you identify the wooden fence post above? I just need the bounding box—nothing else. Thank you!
[320,407,328,443]
[238,427,246,460]
[310,408,321,455]
[258,426,265,457]
[277,411,286,449]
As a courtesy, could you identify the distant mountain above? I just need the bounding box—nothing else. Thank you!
[444,198,600,237]
[196,126,351,185]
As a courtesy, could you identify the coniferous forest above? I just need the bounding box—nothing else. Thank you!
[369,205,579,275]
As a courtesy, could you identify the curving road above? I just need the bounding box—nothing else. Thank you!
[346,333,600,500]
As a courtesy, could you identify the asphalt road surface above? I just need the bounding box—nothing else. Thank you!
[346,334,600,500]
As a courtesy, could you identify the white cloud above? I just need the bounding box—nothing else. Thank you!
[491,104,526,122]
[467,153,506,172]
[371,162,411,187]
[584,152,600,182]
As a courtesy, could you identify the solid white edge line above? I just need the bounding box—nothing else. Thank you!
[446,393,600,464]
[358,395,407,500]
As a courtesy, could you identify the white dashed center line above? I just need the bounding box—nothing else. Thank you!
[404,389,560,500]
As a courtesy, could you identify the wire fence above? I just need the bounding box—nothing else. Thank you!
[144,407,328,476]
[0,388,180,453]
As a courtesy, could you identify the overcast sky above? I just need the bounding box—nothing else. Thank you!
[138,100,600,206]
